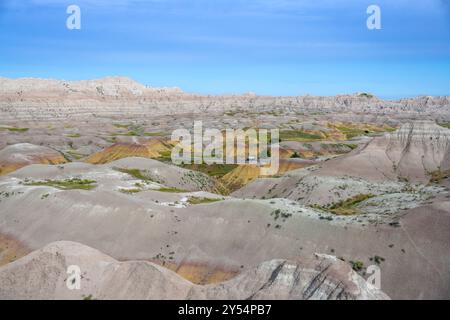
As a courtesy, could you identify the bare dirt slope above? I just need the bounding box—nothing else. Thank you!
[0,241,388,300]
[0,158,449,299]
[316,121,450,183]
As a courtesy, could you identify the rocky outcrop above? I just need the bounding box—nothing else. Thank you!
[315,120,450,183]
[386,121,450,181]
[0,241,389,300]
[233,121,449,211]
[1,77,449,121]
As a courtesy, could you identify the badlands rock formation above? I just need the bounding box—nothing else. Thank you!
[1,77,449,122]
[316,120,450,183]
[0,143,67,176]
[0,157,449,299]
[235,121,450,205]
[85,138,174,164]
[0,241,389,300]
[0,77,449,300]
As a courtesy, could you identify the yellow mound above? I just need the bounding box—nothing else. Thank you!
[158,261,238,285]
[221,165,261,191]
[85,139,174,164]
[278,159,310,173]
[220,160,310,191]
[0,154,67,176]
[279,148,294,159]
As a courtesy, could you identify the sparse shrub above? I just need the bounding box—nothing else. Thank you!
[290,152,301,158]
[350,260,364,272]
[370,255,385,265]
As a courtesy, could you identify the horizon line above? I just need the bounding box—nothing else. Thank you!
[1,75,449,101]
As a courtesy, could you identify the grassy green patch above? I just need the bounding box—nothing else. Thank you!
[384,126,397,133]
[143,132,167,137]
[154,150,173,163]
[331,123,396,139]
[119,188,141,194]
[25,178,96,190]
[333,125,370,139]
[114,167,150,181]
[0,127,29,133]
[438,123,450,129]
[358,92,374,98]
[66,150,85,160]
[341,143,358,150]
[327,194,375,215]
[279,130,323,142]
[113,123,131,129]
[350,260,364,272]
[187,197,222,205]
[66,133,81,138]
[111,131,140,136]
[181,163,237,178]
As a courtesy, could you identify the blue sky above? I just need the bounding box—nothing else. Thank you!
[0,0,449,98]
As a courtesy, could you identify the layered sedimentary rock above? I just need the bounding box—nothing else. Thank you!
[386,121,450,181]
[85,138,174,164]
[0,241,389,300]
[1,77,449,121]
[313,120,450,183]
[220,160,310,191]
[237,121,450,202]
[0,143,67,176]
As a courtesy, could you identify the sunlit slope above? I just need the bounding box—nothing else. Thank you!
[86,138,175,164]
